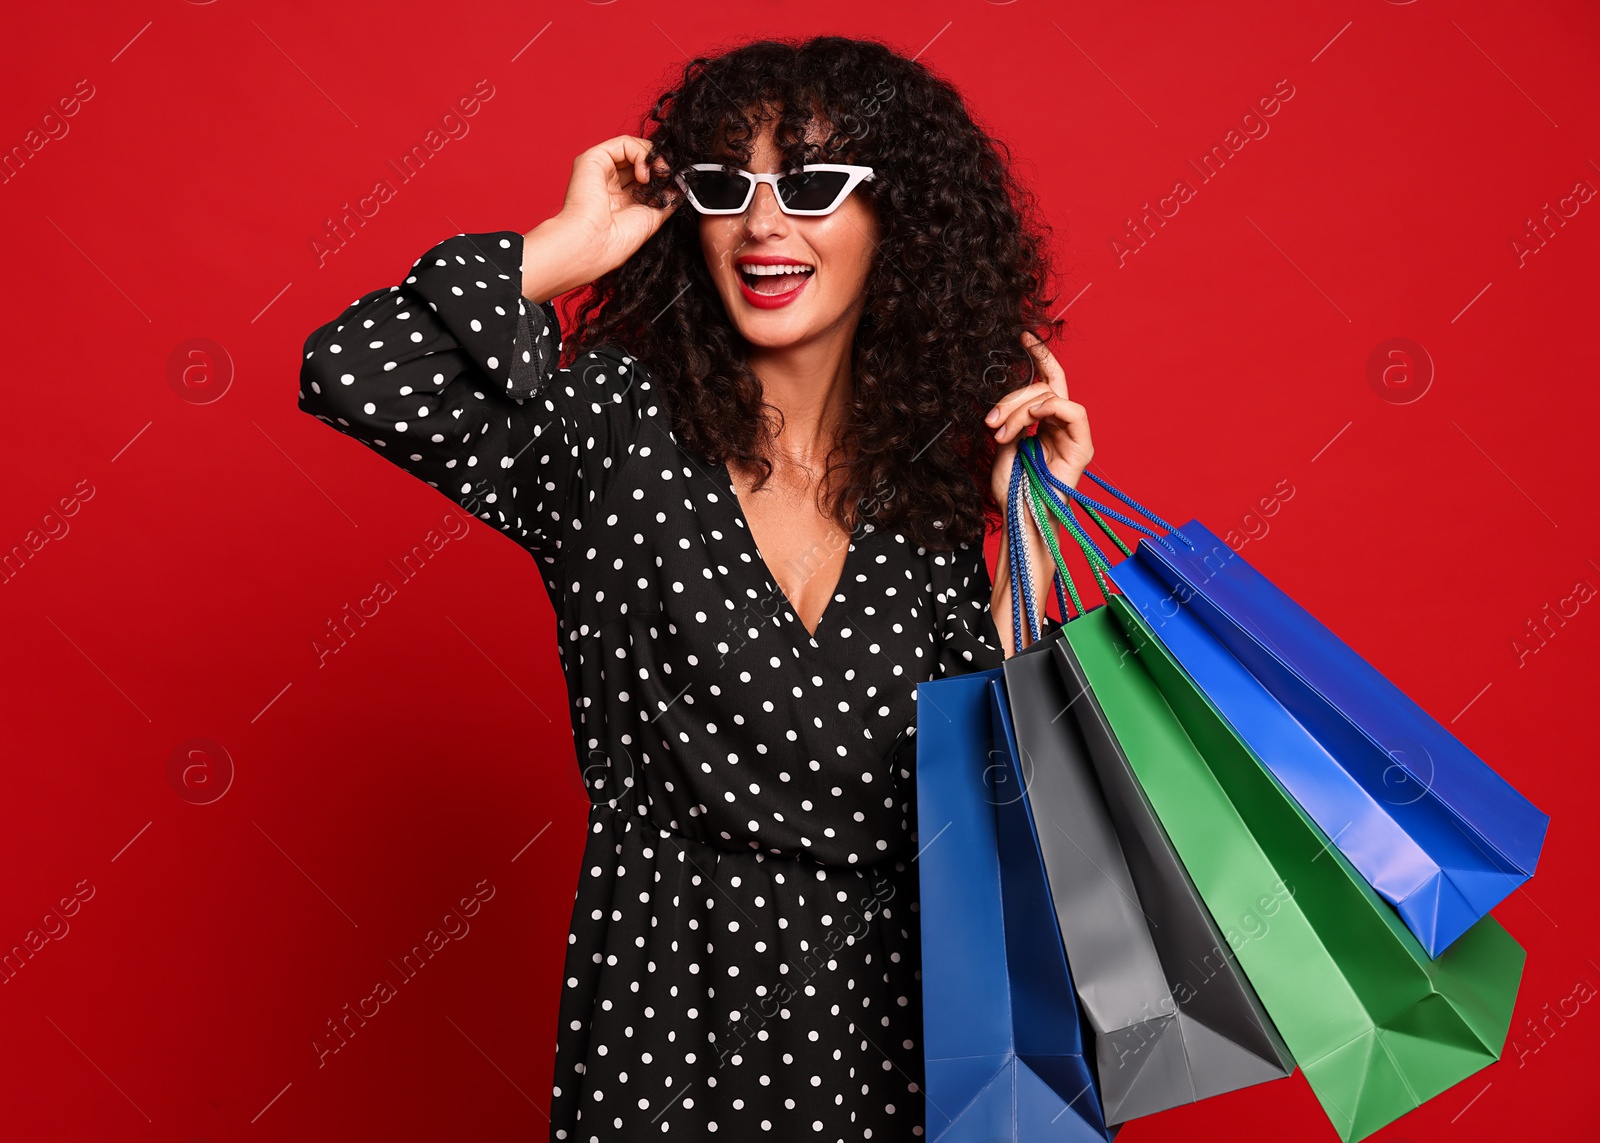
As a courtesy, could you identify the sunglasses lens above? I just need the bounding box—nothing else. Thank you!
[778,169,853,212]
[682,168,751,211]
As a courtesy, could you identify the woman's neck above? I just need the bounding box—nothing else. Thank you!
[744,321,859,472]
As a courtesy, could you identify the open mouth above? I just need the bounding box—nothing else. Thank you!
[737,263,815,296]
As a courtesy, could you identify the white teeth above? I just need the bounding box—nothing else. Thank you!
[740,264,813,276]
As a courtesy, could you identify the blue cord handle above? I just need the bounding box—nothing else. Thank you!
[1011,445,1102,644]
[1020,444,1108,567]
[1021,435,1170,546]
[1006,433,1194,647]
[1019,436,1192,553]
[1082,469,1185,537]
[1007,447,1075,645]
[1006,451,1038,651]
[1015,452,1051,644]
[1027,485,1074,623]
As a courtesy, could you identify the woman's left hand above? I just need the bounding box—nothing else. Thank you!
[986,331,1094,510]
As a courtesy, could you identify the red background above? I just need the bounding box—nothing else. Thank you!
[3,1,1596,1139]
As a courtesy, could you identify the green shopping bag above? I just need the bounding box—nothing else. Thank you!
[1054,598,1524,1141]
[1012,442,1523,1141]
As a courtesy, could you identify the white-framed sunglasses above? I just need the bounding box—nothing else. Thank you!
[674,163,876,216]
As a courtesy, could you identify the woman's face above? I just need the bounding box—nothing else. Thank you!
[696,119,880,350]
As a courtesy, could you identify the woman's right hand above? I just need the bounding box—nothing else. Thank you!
[522,135,680,302]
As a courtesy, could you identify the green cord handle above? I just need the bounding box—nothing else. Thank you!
[1021,471,1085,619]
[1082,499,1133,558]
[1020,443,1117,603]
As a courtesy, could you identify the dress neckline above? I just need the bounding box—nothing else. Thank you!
[716,460,861,643]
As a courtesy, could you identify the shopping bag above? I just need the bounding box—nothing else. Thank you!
[1129,521,1546,955]
[1111,551,1530,959]
[1020,436,1549,957]
[1003,636,1294,1122]
[1057,599,1524,1141]
[999,466,1292,1124]
[915,666,1114,1141]
[1014,444,1525,1140]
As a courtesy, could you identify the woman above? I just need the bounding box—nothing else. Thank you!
[298,34,1091,1141]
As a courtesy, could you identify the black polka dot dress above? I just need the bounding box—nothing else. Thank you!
[298,231,1007,1141]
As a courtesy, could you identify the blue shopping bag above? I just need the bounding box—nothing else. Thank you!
[915,666,1114,1141]
[1016,436,1550,957]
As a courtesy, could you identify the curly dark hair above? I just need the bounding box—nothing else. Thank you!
[562,34,1065,549]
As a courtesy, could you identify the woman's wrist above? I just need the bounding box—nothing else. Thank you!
[990,530,1017,655]
[521,216,598,303]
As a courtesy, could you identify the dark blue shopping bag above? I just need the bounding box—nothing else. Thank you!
[1017,436,1551,957]
[915,667,1113,1141]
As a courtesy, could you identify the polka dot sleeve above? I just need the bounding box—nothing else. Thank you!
[932,539,1008,676]
[297,230,648,576]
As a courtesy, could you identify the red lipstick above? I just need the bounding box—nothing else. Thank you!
[734,255,814,310]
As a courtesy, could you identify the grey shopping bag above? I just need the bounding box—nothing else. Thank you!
[1003,625,1293,1123]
